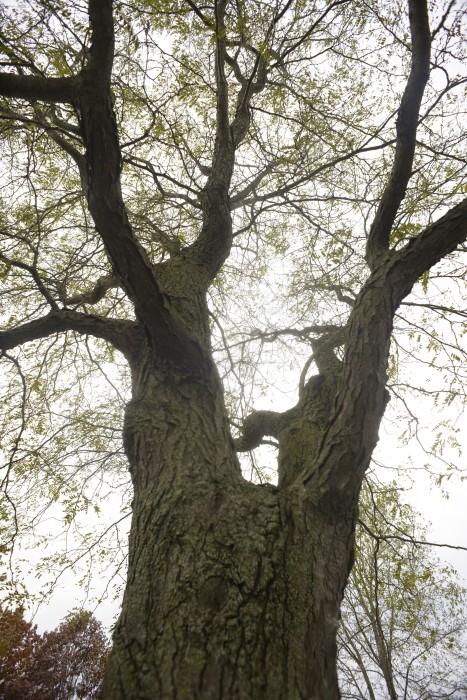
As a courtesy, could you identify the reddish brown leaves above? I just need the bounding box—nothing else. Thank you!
[0,607,110,699]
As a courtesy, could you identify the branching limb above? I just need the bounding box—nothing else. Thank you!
[0,310,137,359]
[366,0,431,270]
[233,410,281,452]
[190,0,273,274]
[308,198,467,503]
[58,274,120,307]
[187,0,234,278]
[0,0,210,372]
[394,197,467,285]
[0,1,211,373]
[0,251,59,310]
[213,0,230,156]
[74,0,209,372]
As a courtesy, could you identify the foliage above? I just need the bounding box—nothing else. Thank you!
[338,481,467,699]
[0,607,109,699]
[0,607,40,699]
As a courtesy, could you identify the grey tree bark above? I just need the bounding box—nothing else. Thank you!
[106,346,353,698]
[0,0,466,698]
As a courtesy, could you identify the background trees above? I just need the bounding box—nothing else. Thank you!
[338,482,467,699]
[0,0,466,696]
[0,608,109,699]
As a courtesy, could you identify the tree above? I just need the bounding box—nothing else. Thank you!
[338,481,467,699]
[0,607,41,699]
[0,0,466,697]
[0,608,109,699]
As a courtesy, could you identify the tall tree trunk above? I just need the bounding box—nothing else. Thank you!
[102,342,356,699]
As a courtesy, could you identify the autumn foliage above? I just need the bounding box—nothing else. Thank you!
[0,608,109,699]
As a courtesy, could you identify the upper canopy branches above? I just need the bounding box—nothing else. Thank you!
[0,0,211,372]
[0,0,466,379]
[365,0,432,271]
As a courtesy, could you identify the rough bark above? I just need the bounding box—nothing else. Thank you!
[102,337,356,700]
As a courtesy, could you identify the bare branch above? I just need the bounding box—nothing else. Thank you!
[274,0,351,66]
[230,160,282,206]
[60,274,120,307]
[0,251,59,310]
[401,301,467,319]
[358,519,467,553]
[249,324,345,344]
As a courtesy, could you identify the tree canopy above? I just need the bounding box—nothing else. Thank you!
[0,0,466,697]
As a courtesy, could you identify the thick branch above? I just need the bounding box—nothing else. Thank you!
[87,0,114,79]
[366,0,431,270]
[230,52,265,147]
[0,310,137,359]
[189,1,268,276]
[233,410,280,451]
[307,198,467,504]
[187,0,233,278]
[0,73,75,103]
[393,197,467,288]
[76,0,209,373]
[213,0,230,148]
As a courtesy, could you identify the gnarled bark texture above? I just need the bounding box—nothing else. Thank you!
[104,349,356,699]
[98,249,356,698]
